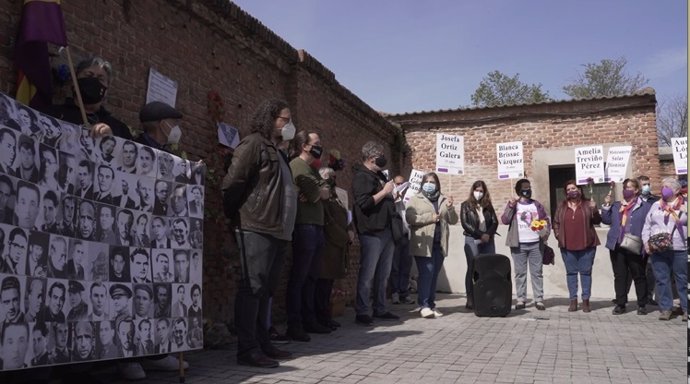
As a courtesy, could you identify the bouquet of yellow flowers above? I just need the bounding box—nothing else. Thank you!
[530,219,547,232]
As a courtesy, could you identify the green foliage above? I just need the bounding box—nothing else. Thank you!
[470,71,550,107]
[562,57,648,99]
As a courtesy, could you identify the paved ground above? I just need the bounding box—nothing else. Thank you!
[90,294,686,384]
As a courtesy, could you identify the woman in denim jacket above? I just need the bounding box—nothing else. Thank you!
[601,178,653,315]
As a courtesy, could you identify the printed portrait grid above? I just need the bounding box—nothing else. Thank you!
[0,93,204,371]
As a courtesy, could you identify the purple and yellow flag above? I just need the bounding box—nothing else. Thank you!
[14,0,67,108]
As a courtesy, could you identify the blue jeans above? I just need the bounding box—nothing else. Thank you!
[464,236,496,299]
[286,224,324,327]
[389,235,412,297]
[651,250,687,312]
[355,229,395,316]
[415,242,444,309]
[510,242,543,302]
[560,247,595,300]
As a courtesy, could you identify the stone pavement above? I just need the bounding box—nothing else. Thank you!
[93,294,686,384]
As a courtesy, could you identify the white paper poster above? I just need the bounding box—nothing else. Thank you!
[146,68,178,107]
[435,133,464,175]
[604,146,632,183]
[404,169,426,202]
[671,137,687,175]
[575,145,605,185]
[217,122,240,149]
[496,141,524,179]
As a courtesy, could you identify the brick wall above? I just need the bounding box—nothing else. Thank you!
[389,93,662,211]
[0,0,399,324]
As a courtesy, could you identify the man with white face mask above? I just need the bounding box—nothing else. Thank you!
[137,101,184,151]
[222,99,297,368]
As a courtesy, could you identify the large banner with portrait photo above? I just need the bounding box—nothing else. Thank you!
[0,92,204,371]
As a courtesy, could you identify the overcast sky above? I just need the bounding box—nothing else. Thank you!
[231,1,687,115]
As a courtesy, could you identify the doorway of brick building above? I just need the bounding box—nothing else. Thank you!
[548,165,610,217]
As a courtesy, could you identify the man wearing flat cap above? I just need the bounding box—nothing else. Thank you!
[137,101,183,151]
[109,283,132,323]
[67,280,89,322]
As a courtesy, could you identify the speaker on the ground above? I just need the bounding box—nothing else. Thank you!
[472,253,512,317]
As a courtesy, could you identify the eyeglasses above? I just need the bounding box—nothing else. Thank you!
[10,242,26,250]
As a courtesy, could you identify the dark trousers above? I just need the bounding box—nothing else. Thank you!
[234,230,287,357]
[610,252,632,302]
[286,224,324,328]
[315,278,334,325]
[611,248,648,307]
[389,235,412,297]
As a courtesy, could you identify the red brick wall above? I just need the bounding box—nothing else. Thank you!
[0,0,398,324]
[389,95,661,209]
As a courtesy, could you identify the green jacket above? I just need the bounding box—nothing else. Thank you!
[406,192,458,258]
[290,157,324,225]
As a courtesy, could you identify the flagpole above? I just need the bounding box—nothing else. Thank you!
[63,46,90,127]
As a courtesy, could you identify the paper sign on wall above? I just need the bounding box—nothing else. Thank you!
[575,145,605,185]
[496,141,524,179]
[435,133,464,175]
[604,146,632,183]
[217,122,240,149]
[146,67,178,107]
[671,137,687,175]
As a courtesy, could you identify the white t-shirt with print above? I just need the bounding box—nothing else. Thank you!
[516,202,540,243]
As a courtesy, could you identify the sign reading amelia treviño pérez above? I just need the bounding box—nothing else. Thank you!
[0,92,204,371]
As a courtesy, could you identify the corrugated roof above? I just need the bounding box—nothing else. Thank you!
[386,87,657,118]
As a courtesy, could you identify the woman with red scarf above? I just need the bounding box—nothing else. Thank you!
[642,177,688,321]
[552,180,601,313]
[601,178,653,315]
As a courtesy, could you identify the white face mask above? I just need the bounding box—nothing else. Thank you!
[166,123,182,145]
[422,182,437,194]
[473,191,484,201]
[281,121,296,141]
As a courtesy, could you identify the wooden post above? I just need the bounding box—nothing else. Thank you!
[63,46,89,127]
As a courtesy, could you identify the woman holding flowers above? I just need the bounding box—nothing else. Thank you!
[501,178,551,310]
[552,180,601,313]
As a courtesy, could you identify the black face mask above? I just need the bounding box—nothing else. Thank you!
[374,155,387,168]
[76,77,107,104]
[520,189,532,199]
[309,145,323,159]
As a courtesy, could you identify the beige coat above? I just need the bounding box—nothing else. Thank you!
[405,192,458,258]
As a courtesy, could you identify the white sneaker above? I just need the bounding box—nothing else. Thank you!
[118,362,146,380]
[391,292,400,304]
[140,355,189,371]
[420,307,435,318]
[432,308,443,317]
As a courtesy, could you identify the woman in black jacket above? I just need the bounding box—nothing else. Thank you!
[460,180,498,309]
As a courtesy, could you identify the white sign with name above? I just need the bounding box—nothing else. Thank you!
[435,133,464,175]
[671,137,687,175]
[404,169,426,202]
[496,141,524,179]
[145,67,178,107]
[575,145,605,185]
[604,146,632,183]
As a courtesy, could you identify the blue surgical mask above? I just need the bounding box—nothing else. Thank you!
[422,182,437,194]
[641,185,651,195]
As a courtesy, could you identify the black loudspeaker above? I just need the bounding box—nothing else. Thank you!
[472,254,512,317]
